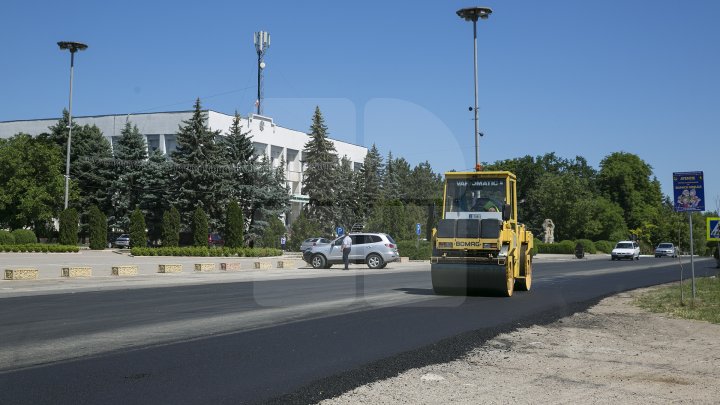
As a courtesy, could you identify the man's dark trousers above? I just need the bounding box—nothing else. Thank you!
[343,247,351,270]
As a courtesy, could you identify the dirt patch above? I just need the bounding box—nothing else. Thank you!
[320,287,720,404]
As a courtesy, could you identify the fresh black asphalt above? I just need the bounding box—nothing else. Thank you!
[0,257,715,405]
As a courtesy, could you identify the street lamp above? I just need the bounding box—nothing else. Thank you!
[456,7,492,171]
[57,41,88,209]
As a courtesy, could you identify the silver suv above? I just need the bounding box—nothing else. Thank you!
[305,233,400,269]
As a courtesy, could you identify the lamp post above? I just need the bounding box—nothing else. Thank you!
[57,41,88,209]
[456,7,492,171]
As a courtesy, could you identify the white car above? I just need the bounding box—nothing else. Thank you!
[611,241,640,261]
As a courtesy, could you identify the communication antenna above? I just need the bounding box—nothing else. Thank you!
[254,31,271,115]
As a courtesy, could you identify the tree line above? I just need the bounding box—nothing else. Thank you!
[0,101,716,255]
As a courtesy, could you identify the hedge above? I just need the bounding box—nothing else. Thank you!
[397,240,432,260]
[535,240,575,254]
[574,239,597,254]
[594,240,614,254]
[0,230,15,245]
[0,244,80,253]
[130,246,282,257]
[11,229,37,244]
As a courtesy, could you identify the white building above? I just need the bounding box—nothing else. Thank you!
[0,110,367,223]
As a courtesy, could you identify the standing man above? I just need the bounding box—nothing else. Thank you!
[341,233,352,270]
[280,235,287,251]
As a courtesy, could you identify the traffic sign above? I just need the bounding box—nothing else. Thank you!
[336,226,344,236]
[708,217,720,242]
[672,171,705,212]
[416,223,421,236]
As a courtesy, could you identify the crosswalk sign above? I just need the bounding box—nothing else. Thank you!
[707,217,720,242]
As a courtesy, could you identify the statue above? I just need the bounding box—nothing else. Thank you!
[542,219,555,244]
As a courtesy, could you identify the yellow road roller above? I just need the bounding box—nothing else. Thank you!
[431,171,533,296]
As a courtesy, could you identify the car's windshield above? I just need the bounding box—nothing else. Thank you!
[658,243,673,248]
[616,243,633,249]
[445,178,506,214]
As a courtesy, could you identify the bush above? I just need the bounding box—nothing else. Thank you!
[162,206,180,247]
[594,240,614,254]
[192,207,209,247]
[130,208,147,249]
[59,208,78,246]
[0,244,78,253]
[0,230,15,245]
[11,229,37,244]
[397,240,432,260]
[88,205,108,250]
[536,240,575,254]
[574,239,597,254]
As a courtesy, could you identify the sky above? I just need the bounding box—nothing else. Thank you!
[1,0,719,209]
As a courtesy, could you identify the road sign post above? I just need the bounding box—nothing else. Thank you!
[673,171,705,303]
[416,223,421,249]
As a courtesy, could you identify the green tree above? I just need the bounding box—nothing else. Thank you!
[302,106,339,233]
[110,120,148,231]
[59,208,78,246]
[171,98,224,230]
[129,208,147,248]
[138,150,171,243]
[260,216,286,249]
[191,206,209,247]
[288,211,322,251]
[162,206,181,247]
[88,205,107,250]
[335,156,360,230]
[246,156,290,245]
[224,201,244,248]
[0,134,65,234]
[357,144,383,221]
[597,152,663,230]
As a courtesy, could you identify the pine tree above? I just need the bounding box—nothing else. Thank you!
[191,206,209,247]
[110,120,148,231]
[335,156,359,230]
[224,201,244,248]
[288,211,322,251]
[162,206,180,247]
[138,150,171,243]
[302,106,339,233]
[246,156,289,245]
[358,144,383,220]
[171,98,224,230]
[88,205,107,250]
[129,208,147,248]
[260,216,286,249]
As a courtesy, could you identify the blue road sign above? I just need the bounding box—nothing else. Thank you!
[708,218,720,242]
[672,171,705,212]
[416,223,421,236]
[337,227,344,236]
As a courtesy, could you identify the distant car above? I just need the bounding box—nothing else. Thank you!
[611,241,640,261]
[208,233,224,247]
[300,237,331,252]
[113,234,130,248]
[304,233,400,269]
[654,243,678,258]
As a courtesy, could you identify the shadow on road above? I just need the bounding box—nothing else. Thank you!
[394,287,435,296]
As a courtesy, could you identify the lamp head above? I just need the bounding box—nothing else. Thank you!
[57,41,88,52]
[456,7,493,22]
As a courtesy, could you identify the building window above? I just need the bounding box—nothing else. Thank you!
[164,134,177,155]
[146,134,160,152]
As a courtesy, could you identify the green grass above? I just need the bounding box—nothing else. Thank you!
[634,276,720,324]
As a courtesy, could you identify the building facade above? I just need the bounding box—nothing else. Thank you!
[0,110,367,223]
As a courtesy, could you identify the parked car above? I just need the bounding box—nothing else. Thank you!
[208,233,224,247]
[611,241,640,261]
[113,234,130,248]
[300,237,331,252]
[304,233,400,269]
[654,242,678,258]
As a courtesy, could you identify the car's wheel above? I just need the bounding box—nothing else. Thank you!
[636,254,640,260]
[366,253,384,269]
[310,254,326,269]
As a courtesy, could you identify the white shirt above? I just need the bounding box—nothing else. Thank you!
[342,235,352,249]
